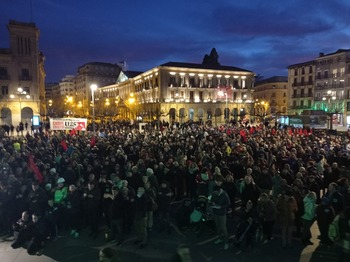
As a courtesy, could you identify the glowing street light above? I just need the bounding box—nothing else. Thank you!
[10,87,31,123]
[90,84,98,133]
[322,90,336,130]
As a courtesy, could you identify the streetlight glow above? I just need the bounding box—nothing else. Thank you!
[90,84,98,133]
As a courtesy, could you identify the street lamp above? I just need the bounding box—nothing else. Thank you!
[10,87,31,123]
[90,84,98,133]
[48,99,53,117]
[322,90,336,130]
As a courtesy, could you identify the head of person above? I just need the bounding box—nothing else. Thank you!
[246,200,253,209]
[32,181,39,191]
[214,174,224,187]
[137,187,145,198]
[48,199,54,207]
[112,186,119,196]
[88,182,95,191]
[99,247,116,262]
[32,213,40,223]
[225,174,234,183]
[307,191,317,201]
[160,180,168,188]
[213,185,222,195]
[69,184,76,192]
[21,211,29,221]
[244,175,252,185]
[259,193,269,202]
[57,177,65,188]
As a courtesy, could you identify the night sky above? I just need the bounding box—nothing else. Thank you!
[1,0,350,82]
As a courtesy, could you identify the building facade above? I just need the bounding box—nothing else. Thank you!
[288,49,350,128]
[0,20,46,127]
[95,62,255,124]
[74,62,121,117]
[254,76,288,122]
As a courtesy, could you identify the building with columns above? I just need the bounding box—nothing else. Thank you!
[0,20,46,127]
[94,61,255,124]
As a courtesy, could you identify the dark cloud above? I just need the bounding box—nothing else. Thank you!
[1,0,349,81]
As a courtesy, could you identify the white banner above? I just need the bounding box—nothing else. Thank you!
[50,118,87,131]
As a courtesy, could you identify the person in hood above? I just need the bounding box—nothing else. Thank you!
[301,191,317,246]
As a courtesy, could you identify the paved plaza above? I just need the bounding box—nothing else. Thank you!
[0,219,339,262]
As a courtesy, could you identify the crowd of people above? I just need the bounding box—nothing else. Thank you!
[0,120,350,261]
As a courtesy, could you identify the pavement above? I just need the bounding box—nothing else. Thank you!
[0,217,339,262]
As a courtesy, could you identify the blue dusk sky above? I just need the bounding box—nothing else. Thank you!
[1,0,350,82]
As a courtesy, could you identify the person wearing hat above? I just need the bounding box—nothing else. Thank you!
[52,178,67,233]
[301,191,317,246]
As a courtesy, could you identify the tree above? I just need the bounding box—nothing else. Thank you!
[202,48,220,67]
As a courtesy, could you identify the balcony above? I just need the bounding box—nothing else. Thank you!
[292,81,313,87]
[291,93,313,98]
[314,83,345,90]
[19,75,32,81]
[0,75,10,80]
[290,105,311,110]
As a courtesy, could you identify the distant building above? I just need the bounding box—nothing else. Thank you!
[287,60,315,116]
[45,82,57,101]
[96,61,255,123]
[254,76,288,120]
[0,20,46,126]
[59,75,75,96]
[74,62,121,116]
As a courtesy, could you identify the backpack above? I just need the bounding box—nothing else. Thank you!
[328,215,340,242]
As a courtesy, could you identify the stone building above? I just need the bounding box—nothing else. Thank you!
[0,20,45,127]
[254,76,288,123]
[95,61,255,124]
[288,49,350,128]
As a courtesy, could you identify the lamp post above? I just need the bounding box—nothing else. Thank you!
[10,87,30,124]
[48,99,53,117]
[90,84,98,133]
[322,90,336,130]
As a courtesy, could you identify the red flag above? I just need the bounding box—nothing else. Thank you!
[303,129,308,136]
[28,154,44,183]
[70,128,76,136]
[60,139,68,151]
[288,128,293,136]
[271,128,276,135]
[250,126,254,134]
[90,136,96,147]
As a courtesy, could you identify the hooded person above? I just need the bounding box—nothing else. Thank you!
[301,191,317,246]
